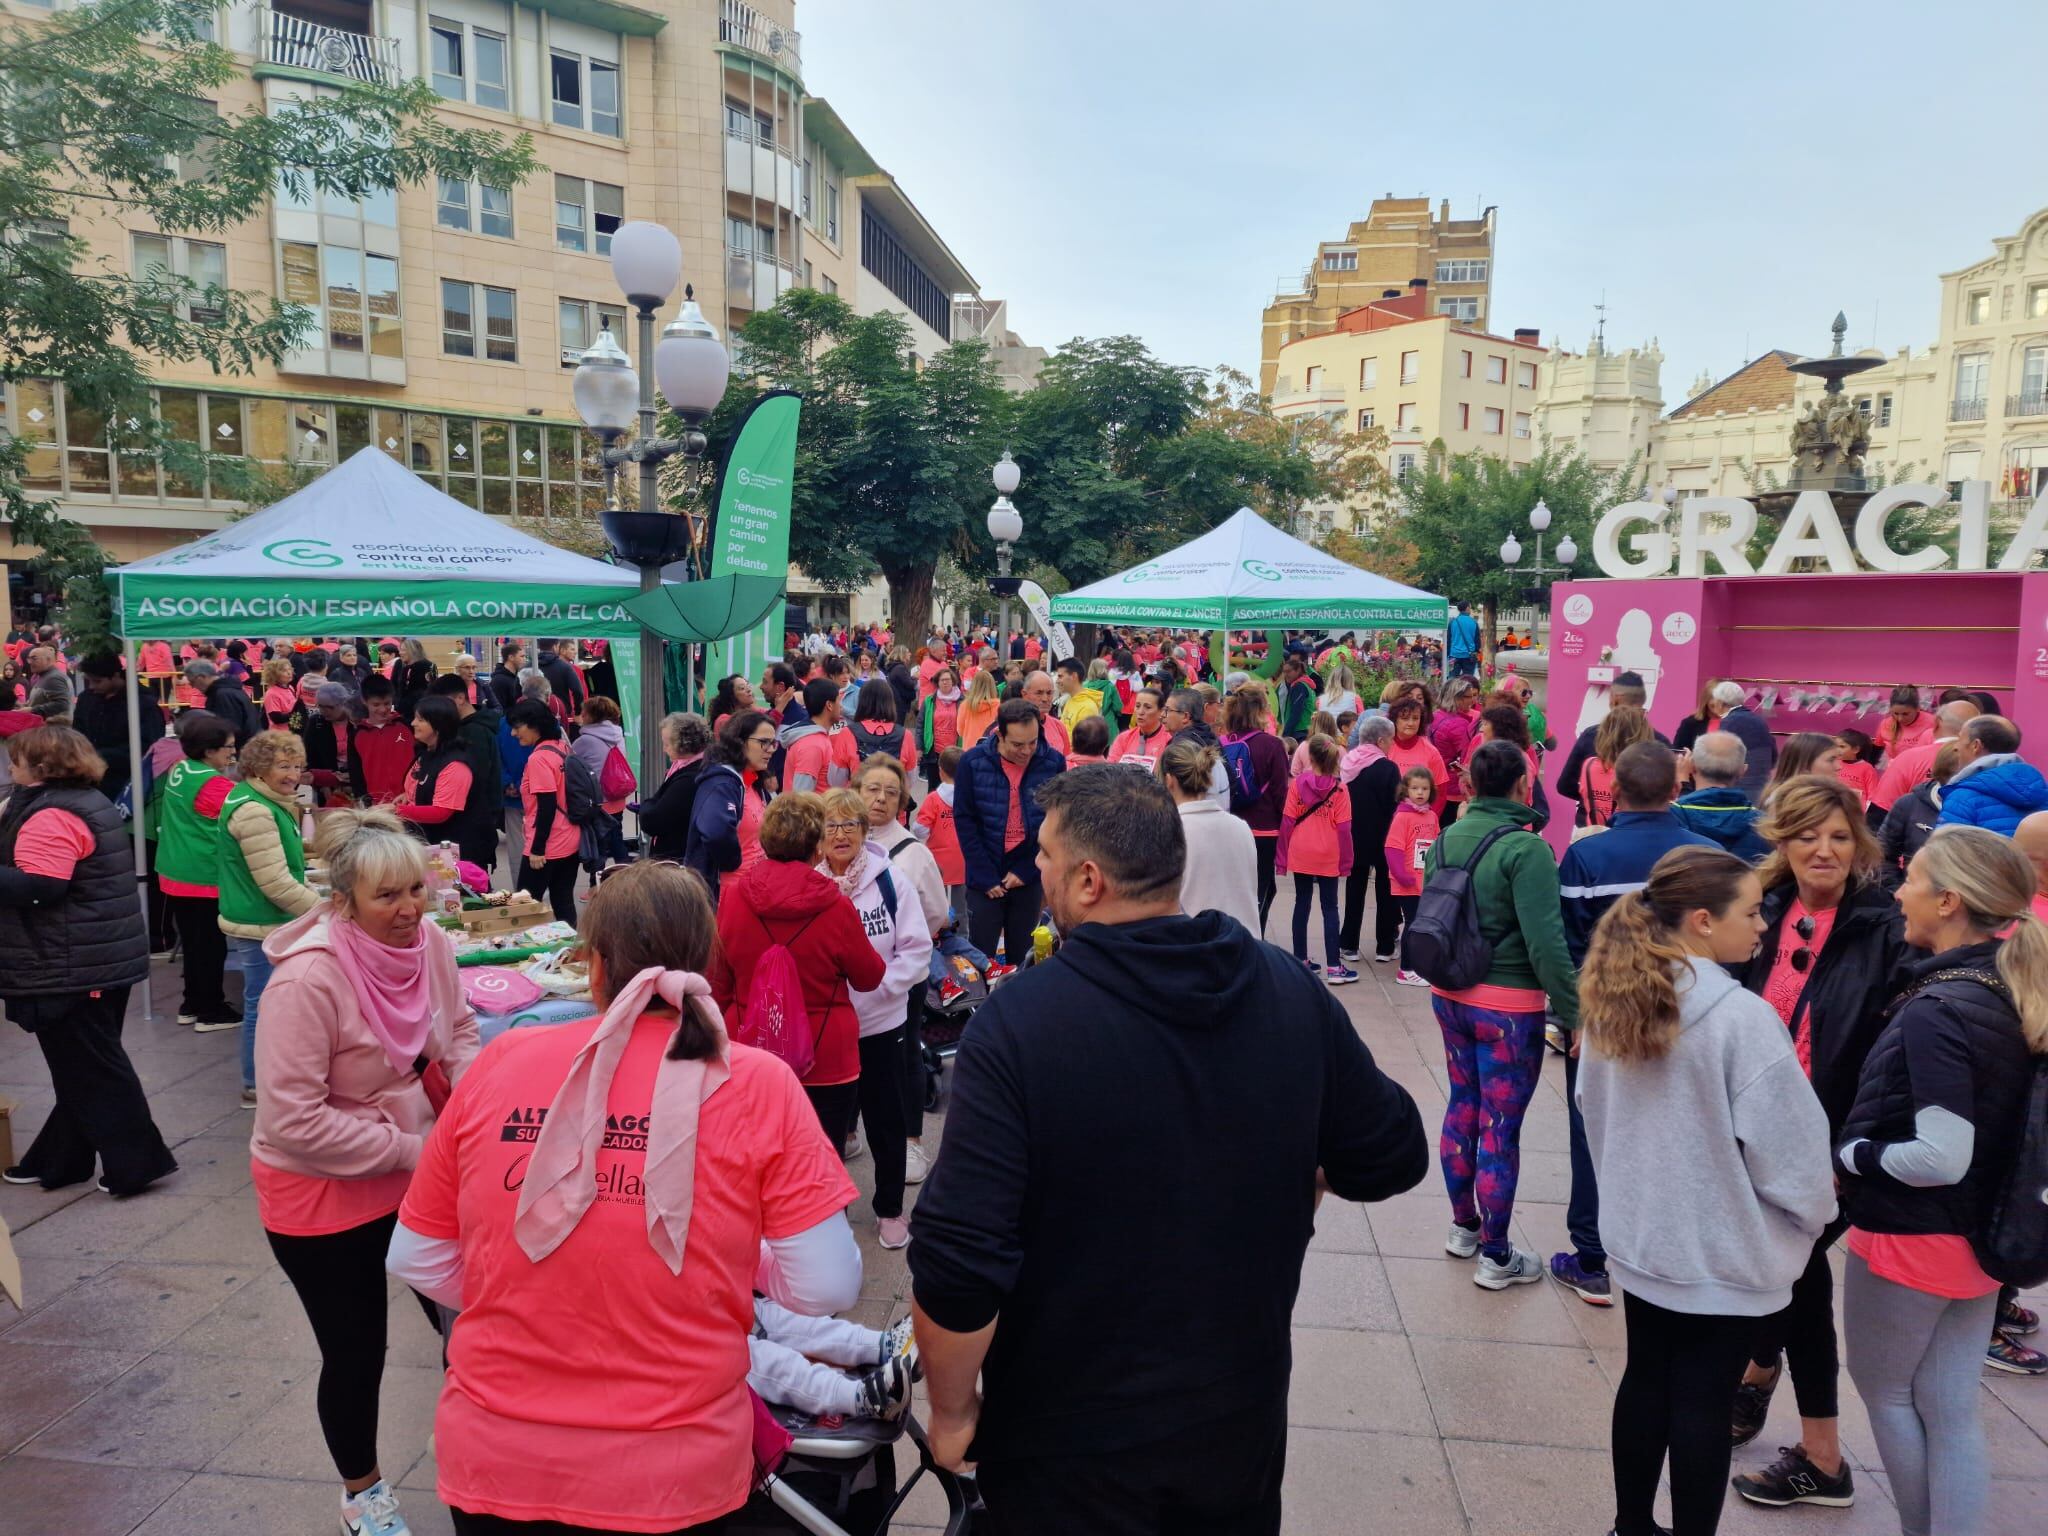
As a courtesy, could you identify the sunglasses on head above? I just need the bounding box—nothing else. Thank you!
[592,857,682,886]
[1789,915,1817,974]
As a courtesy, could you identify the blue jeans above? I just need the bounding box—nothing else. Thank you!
[929,926,990,987]
[228,935,274,1090]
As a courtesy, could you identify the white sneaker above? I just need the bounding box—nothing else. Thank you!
[1444,1222,1481,1259]
[1395,970,1431,988]
[1339,947,1361,962]
[1473,1246,1544,1290]
[904,1142,931,1184]
[340,1479,412,1536]
[843,1127,865,1160]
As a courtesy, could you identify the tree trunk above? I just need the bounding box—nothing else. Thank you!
[885,560,936,649]
[1481,598,1498,670]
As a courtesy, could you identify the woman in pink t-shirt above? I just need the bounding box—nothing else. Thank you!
[507,698,583,924]
[252,808,478,1536]
[388,862,864,1535]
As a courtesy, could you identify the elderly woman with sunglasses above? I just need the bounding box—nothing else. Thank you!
[1724,775,1907,1509]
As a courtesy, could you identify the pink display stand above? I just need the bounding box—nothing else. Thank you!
[1540,571,2048,855]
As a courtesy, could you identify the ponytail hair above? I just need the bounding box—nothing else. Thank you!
[1579,845,1758,1063]
[1912,826,2048,1053]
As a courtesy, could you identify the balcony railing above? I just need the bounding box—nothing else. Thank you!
[262,7,400,85]
[719,0,802,78]
[726,246,801,310]
[2007,392,2048,418]
[1951,396,1988,423]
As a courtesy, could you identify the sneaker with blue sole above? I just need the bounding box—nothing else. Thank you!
[1548,1250,1613,1306]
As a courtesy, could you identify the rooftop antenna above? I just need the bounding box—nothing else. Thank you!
[1593,293,1608,351]
[1870,300,1880,350]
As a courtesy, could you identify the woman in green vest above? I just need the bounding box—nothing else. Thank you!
[155,711,239,1029]
[217,730,319,1110]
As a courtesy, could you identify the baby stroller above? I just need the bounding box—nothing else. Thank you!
[726,1389,977,1534]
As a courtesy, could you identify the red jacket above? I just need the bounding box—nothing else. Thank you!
[349,719,417,805]
[710,858,884,1087]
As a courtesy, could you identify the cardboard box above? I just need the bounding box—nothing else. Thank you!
[455,895,550,937]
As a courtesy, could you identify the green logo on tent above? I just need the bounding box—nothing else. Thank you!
[1242,559,1282,582]
[262,538,343,569]
[1121,563,1160,584]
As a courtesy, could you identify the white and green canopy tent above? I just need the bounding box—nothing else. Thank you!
[106,448,653,1015]
[1048,506,1448,630]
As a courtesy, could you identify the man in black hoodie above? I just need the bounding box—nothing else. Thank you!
[909,767,1427,1533]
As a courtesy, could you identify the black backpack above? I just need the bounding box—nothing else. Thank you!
[540,742,603,826]
[1400,824,1518,990]
[1961,970,2048,1285]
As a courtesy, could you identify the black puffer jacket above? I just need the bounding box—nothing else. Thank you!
[0,785,150,998]
[1734,879,1907,1136]
[1877,780,1941,891]
[1838,942,2033,1236]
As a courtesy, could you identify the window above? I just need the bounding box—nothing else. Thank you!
[442,280,516,362]
[1395,452,1418,480]
[800,156,812,220]
[1485,355,1507,384]
[1955,353,1988,404]
[1945,446,1981,499]
[430,21,464,99]
[725,214,752,256]
[1435,259,1488,284]
[1400,351,1419,385]
[1458,403,1469,430]
[826,180,840,243]
[554,176,622,255]
[437,178,513,238]
[1877,392,1893,428]
[437,175,470,231]
[1357,409,1374,431]
[559,298,628,367]
[1967,290,1991,325]
[1459,349,1472,378]
[473,29,508,109]
[590,60,619,137]
[821,274,838,296]
[2032,285,2048,321]
[326,247,364,352]
[1359,357,1377,390]
[1482,407,1504,434]
[169,98,220,181]
[551,50,583,128]
[1516,360,1537,389]
[479,184,513,238]
[1513,411,1531,439]
[861,204,952,338]
[1396,402,1417,430]
[1321,249,1357,271]
[1304,365,1323,389]
[1436,297,1478,322]
[132,233,226,324]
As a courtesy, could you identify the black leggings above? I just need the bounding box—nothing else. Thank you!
[804,1081,860,1156]
[266,1210,439,1482]
[1749,1216,1849,1419]
[519,855,580,925]
[171,892,228,1014]
[901,981,928,1139]
[1613,1293,1752,1536]
[1254,836,1277,934]
[857,1024,910,1219]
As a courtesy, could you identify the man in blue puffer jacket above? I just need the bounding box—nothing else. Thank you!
[1936,716,2048,836]
[953,695,1065,966]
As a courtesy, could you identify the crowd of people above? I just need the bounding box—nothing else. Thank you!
[3,612,2044,1536]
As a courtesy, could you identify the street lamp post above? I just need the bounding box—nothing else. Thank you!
[1499,498,1577,646]
[574,220,731,797]
[988,450,1023,652]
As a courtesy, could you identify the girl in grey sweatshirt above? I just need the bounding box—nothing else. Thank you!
[1575,846,1837,1536]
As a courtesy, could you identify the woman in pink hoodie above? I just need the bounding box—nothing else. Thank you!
[252,807,479,1536]
[1430,677,1481,827]
[1277,734,1356,984]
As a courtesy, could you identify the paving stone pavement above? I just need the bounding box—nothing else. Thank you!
[3,888,2045,1534]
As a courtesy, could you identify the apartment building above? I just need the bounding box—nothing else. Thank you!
[0,0,1036,630]
[1269,284,1548,484]
[1260,196,1495,396]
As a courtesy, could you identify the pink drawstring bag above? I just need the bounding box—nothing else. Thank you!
[461,967,546,1014]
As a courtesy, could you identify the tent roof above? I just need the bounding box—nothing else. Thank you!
[1048,507,1448,628]
[112,447,646,638]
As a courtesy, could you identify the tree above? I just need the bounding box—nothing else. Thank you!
[699,288,1007,644]
[1355,442,1644,646]
[1,0,535,647]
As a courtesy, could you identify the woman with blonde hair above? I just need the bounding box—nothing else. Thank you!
[1161,735,1258,932]
[1764,732,1844,807]
[956,665,1001,751]
[1727,775,1906,1505]
[1579,844,1835,1536]
[260,654,298,731]
[1838,827,2048,1536]
[254,807,478,1536]
[395,638,438,719]
[1289,709,1341,776]
[1580,705,1655,829]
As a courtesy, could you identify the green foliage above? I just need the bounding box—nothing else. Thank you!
[0,0,535,649]
[1353,442,1642,639]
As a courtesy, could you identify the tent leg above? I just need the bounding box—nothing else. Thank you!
[124,639,153,1024]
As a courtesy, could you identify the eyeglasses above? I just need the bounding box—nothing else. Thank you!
[748,734,776,748]
[591,858,684,886]
[1788,915,1817,974]
[823,820,864,834]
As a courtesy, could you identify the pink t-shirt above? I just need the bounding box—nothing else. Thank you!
[521,744,582,860]
[736,777,766,873]
[252,1159,412,1238]
[1837,758,1879,808]
[400,1018,857,1533]
[13,806,92,879]
[1763,900,1836,1074]
[1847,1228,1998,1300]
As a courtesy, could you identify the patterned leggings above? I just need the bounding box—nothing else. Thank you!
[1431,995,1546,1261]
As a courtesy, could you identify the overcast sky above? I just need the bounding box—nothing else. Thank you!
[802,0,2048,403]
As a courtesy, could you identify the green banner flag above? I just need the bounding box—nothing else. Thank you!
[704,392,801,694]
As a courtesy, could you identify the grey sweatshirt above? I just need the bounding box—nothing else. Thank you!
[1576,956,1837,1316]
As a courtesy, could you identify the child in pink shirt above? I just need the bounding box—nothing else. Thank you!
[1277,735,1355,984]
[1385,767,1442,987]
[1835,727,1879,808]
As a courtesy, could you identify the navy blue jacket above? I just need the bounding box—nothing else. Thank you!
[1936,754,2048,836]
[952,733,1066,889]
[1673,786,1770,863]
[684,761,755,900]
[1557,809,1718,965]
[1718,707,1777,801]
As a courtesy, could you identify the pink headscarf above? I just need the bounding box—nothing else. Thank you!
[1340,741,1386,786]
[328,914,447,1073]
[513,967,731,1275]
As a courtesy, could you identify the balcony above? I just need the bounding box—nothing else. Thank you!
[719,0,802,79]
[2007,392,2048,418]
[260,6,400,85]
[726,246,801,311]
[1951,396,1989,423]
[723,122,801,214]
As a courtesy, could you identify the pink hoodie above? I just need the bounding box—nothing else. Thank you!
[250,907,480,1181]
[1277,771,1353,879]
[1339,741,1386,786]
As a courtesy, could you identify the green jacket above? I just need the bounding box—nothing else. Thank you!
[153,759,226,890]
[1421,795,1579,1027]
[1083,677,1122,730]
